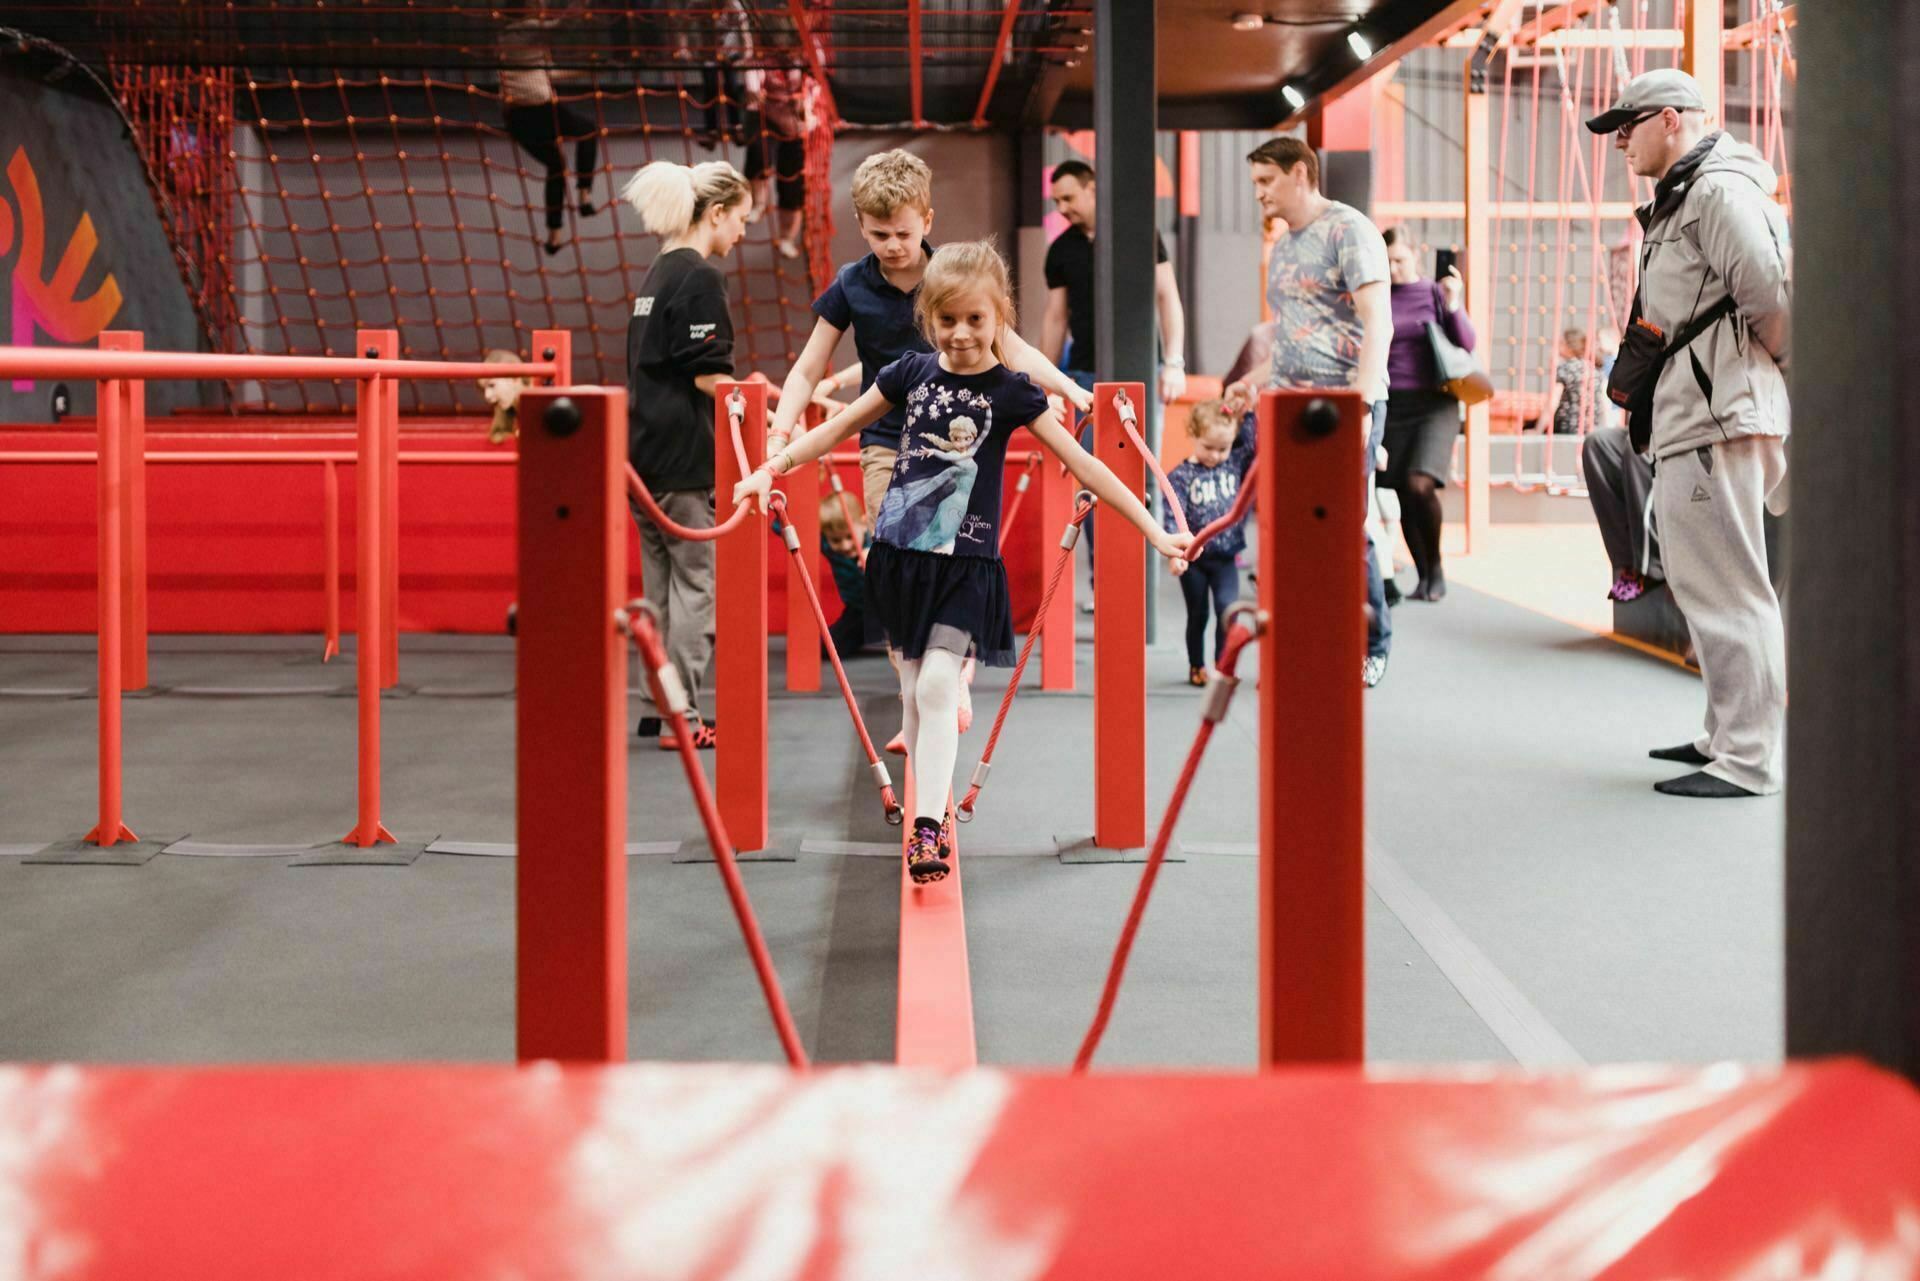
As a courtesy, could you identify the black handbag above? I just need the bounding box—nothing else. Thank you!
[1425,319,1493,405]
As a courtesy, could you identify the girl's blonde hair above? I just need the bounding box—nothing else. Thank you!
[621,160,750,237]
[913,240,1017,361]
[479,348,531,443]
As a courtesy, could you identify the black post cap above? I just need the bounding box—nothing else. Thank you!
[543,396,582,437]
[1300,397,1341,438]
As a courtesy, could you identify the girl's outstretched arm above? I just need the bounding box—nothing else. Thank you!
[735,385,893,512]
[1002,328,1094,415]
[1025,401,1192,562]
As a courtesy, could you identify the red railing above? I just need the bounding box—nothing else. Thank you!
[0,329,571,849]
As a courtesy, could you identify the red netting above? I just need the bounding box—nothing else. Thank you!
[110,64,837,414]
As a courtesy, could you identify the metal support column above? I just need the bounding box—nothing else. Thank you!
[1461,40,1495,556]
[1094,0,1158,644]
[1786,0,1918,1083]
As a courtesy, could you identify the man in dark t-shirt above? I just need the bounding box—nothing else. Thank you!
[1040,160,1188,405]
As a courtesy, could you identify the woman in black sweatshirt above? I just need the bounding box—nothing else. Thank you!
[623,159,751,748]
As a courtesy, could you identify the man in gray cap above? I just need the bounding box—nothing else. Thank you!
[1586,68,1791,798]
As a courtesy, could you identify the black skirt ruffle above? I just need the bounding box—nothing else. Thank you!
[864,541,1017,666]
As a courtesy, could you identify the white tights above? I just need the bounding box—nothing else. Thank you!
[897,648,964,824]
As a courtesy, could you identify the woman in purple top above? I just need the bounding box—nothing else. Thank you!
[1382,228,1476,603]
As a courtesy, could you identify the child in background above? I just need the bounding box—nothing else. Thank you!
[477,349,532,444]
[1165,399,1255,686]
[737,241,1191,884]
[819,496,878,656]
[1546,327,1601,436]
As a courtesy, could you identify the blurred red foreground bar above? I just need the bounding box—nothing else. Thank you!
[2,1059,1915,1277]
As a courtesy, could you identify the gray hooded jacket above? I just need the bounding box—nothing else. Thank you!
[1635,131,1791,461]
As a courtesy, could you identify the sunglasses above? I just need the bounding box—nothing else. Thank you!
[1616,109,1665,140]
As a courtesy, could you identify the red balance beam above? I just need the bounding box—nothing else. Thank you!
[896,777,977,1068]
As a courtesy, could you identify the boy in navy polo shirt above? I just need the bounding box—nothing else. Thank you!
[766,149,1091,522]
[767,149,1093,749]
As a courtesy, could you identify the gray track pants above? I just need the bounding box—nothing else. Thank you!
[633,489,716,721]
[1582,425,1662,580]
[1651,436,1788,793]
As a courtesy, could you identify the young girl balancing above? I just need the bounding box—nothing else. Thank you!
[735,241,1192,883]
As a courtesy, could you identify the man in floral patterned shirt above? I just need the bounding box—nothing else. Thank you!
[1224,135,1394,687]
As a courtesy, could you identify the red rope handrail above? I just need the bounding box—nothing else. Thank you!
[622,396,758,543]
[997,455,1039,552]
[955,490,1096,821]
[1112,388,1188,535]
[1074,606,1264,1071]
[626,600,810,1069]
[1181,453,1261,562]
[767,491,902,825]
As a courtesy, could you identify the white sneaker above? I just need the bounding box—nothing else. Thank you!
[1362,654,1388,688]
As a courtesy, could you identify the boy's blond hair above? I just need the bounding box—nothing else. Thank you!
[1186,398,1234,441]
[914,240,1016,360]
[851,149,933,220]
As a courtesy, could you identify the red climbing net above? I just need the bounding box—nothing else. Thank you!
[109,64,835,414]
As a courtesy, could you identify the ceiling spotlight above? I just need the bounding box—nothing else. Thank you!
[1231,12,1265,31]
[1347,30,1373,60]
[1281,83,1306,111]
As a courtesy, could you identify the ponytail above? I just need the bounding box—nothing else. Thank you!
[621,160,750,237]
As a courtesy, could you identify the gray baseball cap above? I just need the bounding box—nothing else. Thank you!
[1584,68,1707,133]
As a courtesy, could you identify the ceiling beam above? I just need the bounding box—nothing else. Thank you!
[908,0,927,127]
[1284,0,1491,130]
[972,0,1025,128]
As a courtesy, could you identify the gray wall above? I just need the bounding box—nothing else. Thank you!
[0,67,204,422]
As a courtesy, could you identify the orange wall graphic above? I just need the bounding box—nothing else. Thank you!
[2,145,124,388]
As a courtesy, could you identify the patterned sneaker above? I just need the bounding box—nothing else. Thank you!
[1608,569,1648,603]
[905,822,950,885]
[1362,654,1388,688]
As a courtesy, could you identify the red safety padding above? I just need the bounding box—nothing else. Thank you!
[2,1060,1914,1277]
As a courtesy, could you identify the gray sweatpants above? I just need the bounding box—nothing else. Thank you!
[1651,436,1787,793]
[1582,425,1662,580]
[633,490,716,721]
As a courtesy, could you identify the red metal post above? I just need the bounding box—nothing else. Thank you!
[323,461,340,663]
[515,386,628,1063]
[101,332,148,691]
[1093,383,1147,851]
[375,329,401,689]
[85,362,137,846]
[784,402,824,694]
[1257,389,1365,1065]
[714,381,769,851]
[344,331,397,847]
[1038,445,1077,691]
[532,329,572,386]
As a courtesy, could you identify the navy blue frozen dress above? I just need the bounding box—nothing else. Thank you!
[863,351,1050,666]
